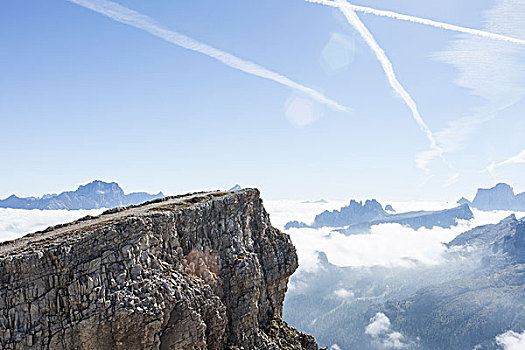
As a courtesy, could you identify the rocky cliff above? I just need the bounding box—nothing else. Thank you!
[0,189,319,349]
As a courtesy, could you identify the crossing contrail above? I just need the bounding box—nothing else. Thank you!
[67,0,348,112]
[306,0,525,45]
[334,0,442,160]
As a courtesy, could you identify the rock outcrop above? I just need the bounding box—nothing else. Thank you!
[0,189,319,349]
[469,183,525,211]
[449,214,525,263]
[0,180,164,210]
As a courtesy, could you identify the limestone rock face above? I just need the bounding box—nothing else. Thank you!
[471,183,525,211]
[0,189,319,350]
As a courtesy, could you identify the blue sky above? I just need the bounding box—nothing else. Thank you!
[1,0,524,200]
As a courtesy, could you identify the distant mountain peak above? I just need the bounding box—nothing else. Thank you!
[457,197,471,205]
[228,184,242,191]
[385,204,395,212]
[0,180,164,210]
[468,183,525,211]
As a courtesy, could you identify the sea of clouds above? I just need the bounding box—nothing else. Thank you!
[0,208,104,242]
[265,199,525,350]
[2,199,522,271]
[264,199,524,271]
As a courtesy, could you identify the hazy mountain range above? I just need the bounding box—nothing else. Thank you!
[285,199,473,232]
[0,180,164,210]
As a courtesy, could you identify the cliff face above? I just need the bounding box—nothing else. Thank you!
[471,183,525,211]
[0,189,318,350]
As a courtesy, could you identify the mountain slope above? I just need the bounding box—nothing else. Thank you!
[284,216,525,349]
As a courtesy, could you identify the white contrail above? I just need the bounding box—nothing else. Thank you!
[306,0,525,45]
[486,148,525,175]
[334,0,441,158]
[66,0,348,112]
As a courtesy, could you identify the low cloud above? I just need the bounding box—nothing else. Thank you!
[496,330,525,350]
[365,312,392,337]
[334,288,354,300]
[265,200,521,271]
[365,312,412,349]
[0,208,103,242]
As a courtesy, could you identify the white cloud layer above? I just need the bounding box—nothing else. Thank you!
[496,330,525,350]
[0,208,103,242]
[265,200,522,271]
[67,0,348,112]
[334,288,354,300]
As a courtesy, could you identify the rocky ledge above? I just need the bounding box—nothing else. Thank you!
[0,189,320,349]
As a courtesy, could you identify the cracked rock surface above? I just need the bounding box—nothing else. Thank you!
[0,189,319,349]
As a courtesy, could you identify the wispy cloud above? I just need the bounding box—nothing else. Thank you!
[486,148,525,175]
[67,0,348,112]
[333,0,442,167]
[418,0,525,168]
[310,0,525,176]
[305,0,525,45]
[496,149,525,167]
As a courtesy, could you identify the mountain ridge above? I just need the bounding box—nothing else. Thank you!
[285,199,473,232]
[0,180,164,210]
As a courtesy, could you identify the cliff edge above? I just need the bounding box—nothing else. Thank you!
[0,189,319,349]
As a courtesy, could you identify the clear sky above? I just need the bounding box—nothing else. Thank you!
[1,0,524,200]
